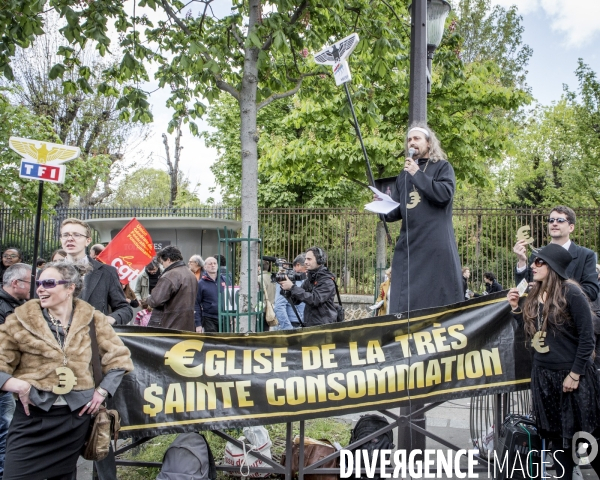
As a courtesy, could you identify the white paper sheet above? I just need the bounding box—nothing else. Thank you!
[364,186,400,214]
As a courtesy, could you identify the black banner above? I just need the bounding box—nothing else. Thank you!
[111,293,531,438]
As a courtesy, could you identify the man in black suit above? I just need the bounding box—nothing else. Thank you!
[513,205,599,301]
[60,218,132,480]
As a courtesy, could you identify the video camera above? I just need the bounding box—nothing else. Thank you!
[262,256,307,283]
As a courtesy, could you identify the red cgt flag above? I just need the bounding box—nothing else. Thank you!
[96,218,156,285]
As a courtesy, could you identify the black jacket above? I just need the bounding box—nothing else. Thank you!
[80,256,133,325]
[514,242,599,301]
[512,283,594,374]
[283,266,337,327]
[194,272,230,327]
[0,288,24,324]
[485,280,503,294]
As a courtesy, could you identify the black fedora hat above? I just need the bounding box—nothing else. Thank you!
[533,244,572,280]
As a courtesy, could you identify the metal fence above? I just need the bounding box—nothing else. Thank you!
[2,206,600,295]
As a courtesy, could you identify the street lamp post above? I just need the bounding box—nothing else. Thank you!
[408,0,452,123]
[400,0,452,456]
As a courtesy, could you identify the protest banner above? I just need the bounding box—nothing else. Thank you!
[96,218,156,284]
[110,292,531,438]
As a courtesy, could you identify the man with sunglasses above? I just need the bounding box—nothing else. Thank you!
[0,263,31,479]
[514,205,599,301]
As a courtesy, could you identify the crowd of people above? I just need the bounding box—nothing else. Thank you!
[0,123,599,478]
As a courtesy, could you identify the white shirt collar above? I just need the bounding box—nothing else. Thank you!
[560,239,572,252]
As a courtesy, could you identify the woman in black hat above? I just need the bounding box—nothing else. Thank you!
[508,243,600,479]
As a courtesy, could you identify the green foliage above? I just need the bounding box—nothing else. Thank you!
[205,0,531,207]
[0,89,108,211]
[108,167,202,208]
[4,13,149,207]
[497,61,600,208]
[456,0,532,89]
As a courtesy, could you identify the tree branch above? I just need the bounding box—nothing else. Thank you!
[215,76,240,101]
[261,0,309,51]
[257,72,321,109]
[229,24,245,50]
[160,0,240,100]
[160,0,193,36]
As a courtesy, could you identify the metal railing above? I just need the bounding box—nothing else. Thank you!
[2,206,600,295]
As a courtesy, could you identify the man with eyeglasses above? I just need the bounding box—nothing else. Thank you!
[514,205,599,301]
[0,263,31,479]
[60,218,131,480]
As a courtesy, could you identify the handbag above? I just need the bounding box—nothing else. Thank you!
[333,281,345,323]
[81,318,122,461]
[280,437,338,480]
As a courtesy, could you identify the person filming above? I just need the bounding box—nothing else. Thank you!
[279,247,337,327]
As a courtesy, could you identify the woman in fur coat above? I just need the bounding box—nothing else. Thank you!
[0,262,134,480]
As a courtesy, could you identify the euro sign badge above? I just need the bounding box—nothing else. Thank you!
[52,366,78,394]
[516,225,535,245]
[406,191,421,209]
[531,331,549,353]
[164,340,205,377]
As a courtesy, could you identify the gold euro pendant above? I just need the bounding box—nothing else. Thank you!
[406,191,421,209]
[531,331,549,354]
[52,366,78,394]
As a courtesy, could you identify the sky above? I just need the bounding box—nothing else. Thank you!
[136,0,600,203]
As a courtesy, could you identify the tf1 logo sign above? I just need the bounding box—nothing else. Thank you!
[19,160,66,184]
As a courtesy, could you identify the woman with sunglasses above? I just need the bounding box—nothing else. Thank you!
[507,244,600,479]
[0,262,133,480]
[0,249,23,285]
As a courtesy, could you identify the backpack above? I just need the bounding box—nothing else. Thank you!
[349,415,394,479]
[157,432,217,480]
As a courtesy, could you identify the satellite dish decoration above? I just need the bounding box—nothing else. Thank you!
[313,33,360,86]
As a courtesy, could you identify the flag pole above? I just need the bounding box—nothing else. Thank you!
[30,181,44,298]
[343,83,393,244]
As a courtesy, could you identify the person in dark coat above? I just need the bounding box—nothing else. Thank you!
[0,263,30,479]
[507,244,600,480]
[378,124,463,314]
[513,205,599,301]
[194,257,230,333]
[60,218,133,327]
[147,245,197,331]
[279,247,338,327]
[59,218,132,480]
[590,264,600,370]
[483,272,503,294]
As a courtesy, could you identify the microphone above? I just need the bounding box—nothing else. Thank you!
[408,148,416,158]
[262,255,278,263]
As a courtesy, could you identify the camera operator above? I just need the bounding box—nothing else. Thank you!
[279,247,337,327]
[274,255,306,329]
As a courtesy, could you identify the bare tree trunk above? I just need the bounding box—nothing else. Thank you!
[237,0,261,332]
[163,120,182,208]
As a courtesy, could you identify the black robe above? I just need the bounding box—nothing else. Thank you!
[384,158,463,314]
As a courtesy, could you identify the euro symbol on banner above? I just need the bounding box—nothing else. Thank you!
[164,340,205,377]
[52,366,78,394]
[531,331,549,353]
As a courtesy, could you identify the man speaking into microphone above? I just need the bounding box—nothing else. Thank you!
[375,123,463,314]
